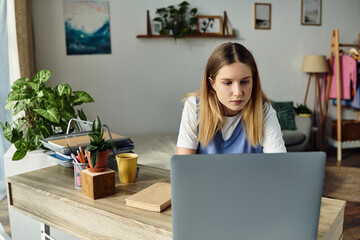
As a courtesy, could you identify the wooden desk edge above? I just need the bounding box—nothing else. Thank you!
[7,166,345,240]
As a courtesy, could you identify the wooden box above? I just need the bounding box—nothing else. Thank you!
[81,168,115,199]
[332,119,360,141]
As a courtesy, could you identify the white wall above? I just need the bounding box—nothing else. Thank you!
[31,0,360,136]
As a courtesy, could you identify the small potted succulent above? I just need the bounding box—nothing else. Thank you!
[85,116,115,172]
[294,103,312,117]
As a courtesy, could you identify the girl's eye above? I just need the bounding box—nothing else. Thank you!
[223,81,232,85]
[241,80,250,85]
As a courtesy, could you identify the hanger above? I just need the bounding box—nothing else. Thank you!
[348,48,360,61]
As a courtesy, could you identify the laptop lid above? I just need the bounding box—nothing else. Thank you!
[170,152,326,240]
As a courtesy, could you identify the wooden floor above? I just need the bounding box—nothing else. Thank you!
[325,148,360,240]
[0,148,359,239]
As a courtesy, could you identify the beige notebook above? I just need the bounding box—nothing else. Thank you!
[48,132,127,148]
[125,182,171,212]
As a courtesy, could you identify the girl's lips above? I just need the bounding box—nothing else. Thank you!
[231,100,243,104]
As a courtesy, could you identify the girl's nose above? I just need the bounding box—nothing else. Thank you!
[233,83,243,97]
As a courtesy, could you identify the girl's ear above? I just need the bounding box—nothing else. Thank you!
[209,77,214,87]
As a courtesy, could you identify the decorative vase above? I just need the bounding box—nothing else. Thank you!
[85,149,110,173]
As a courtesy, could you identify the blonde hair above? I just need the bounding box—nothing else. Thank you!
[185,42,269,147]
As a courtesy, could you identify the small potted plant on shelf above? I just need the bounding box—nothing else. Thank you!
[85,116,115,173]
[0,69,94,160]
[294,103,312,117]
[153,1,198,39]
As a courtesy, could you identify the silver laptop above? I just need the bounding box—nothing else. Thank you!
[170,152,326,240]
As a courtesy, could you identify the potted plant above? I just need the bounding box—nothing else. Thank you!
[153,1,198,39]
[0,69,94,160]
[294,103,312,117]
[85,116,115,173]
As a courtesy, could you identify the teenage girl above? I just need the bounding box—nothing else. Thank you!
[176,42,286,155]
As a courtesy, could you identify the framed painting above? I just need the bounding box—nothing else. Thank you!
[63,1,111,55]
[301,0,321,25]
[196,15,223,35]
[254,3,271,30]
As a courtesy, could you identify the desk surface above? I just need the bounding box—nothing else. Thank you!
[7,164,345,240]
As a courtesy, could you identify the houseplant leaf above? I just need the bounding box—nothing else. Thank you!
[56,83,72,97]
[90,149,98,168]
[7,90,31,101]
[77,109,87,121]
[1,69,94,160]
[11,78,28,91]
[73,91,94,105]
[34,107,60,123]
[33,69,51,83]
[13,139,28,160]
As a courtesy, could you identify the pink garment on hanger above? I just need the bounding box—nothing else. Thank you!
[322,55,357,103]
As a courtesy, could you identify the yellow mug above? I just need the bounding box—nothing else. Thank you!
[116,153,138,183]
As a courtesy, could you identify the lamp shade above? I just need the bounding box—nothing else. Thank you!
[301,55,328,73]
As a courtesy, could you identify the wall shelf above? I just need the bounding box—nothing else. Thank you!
[136,34,237,39]
[138,10,236,39]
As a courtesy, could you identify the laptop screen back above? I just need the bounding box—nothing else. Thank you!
[170,152,326,240]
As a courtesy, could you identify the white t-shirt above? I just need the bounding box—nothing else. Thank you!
[177,96,286,153]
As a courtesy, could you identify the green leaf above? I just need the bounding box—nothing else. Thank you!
[28,82,39,91]
[5,101,16,110]
[12,101,27,116]
[56,83,72,97]
[34,107,60,123]
[43,91,58,108]
[60,108,75,121]
[40,125,53,138]
[33,70,51,84]
[1,122,13,142]
[37,90,45,98]
[11,78,28,91]
[12,149,27,160]
[77,109,87,121]
[58,96,71,110]
[10,128,21,143]
[73,91,94,106]
[90,149,98,167]
[7,90,31,101]
[92,116,102,134]
[27,128,43,150]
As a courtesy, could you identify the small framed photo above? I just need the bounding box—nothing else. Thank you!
[301,0,321,25]
[196,15,223,35]
[254,3,271,30]
[152,22,162,35]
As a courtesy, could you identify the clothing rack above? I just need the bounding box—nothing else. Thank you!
[323,29,360,161]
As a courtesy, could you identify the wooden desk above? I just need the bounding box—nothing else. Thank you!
[7,165,345,240]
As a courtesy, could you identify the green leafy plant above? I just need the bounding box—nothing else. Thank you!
[0,69,94,160]
[294,103,312,115]
[153,1,198,39]
[86,116,115,168]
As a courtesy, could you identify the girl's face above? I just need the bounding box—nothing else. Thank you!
[210,62,253,116]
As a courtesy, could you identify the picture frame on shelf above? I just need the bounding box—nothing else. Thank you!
[254,3,271,30]
[196,15,223,35]
[152,22,162,35]
[301,0,321,26]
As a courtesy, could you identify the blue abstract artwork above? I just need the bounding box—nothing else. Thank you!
[63,1,111,55]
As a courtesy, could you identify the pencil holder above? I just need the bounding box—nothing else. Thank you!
[73,161,88,189]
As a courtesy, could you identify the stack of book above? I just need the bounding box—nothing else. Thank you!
[41,132,134,169]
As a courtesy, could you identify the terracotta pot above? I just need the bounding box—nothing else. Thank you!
[85,149,110,173]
